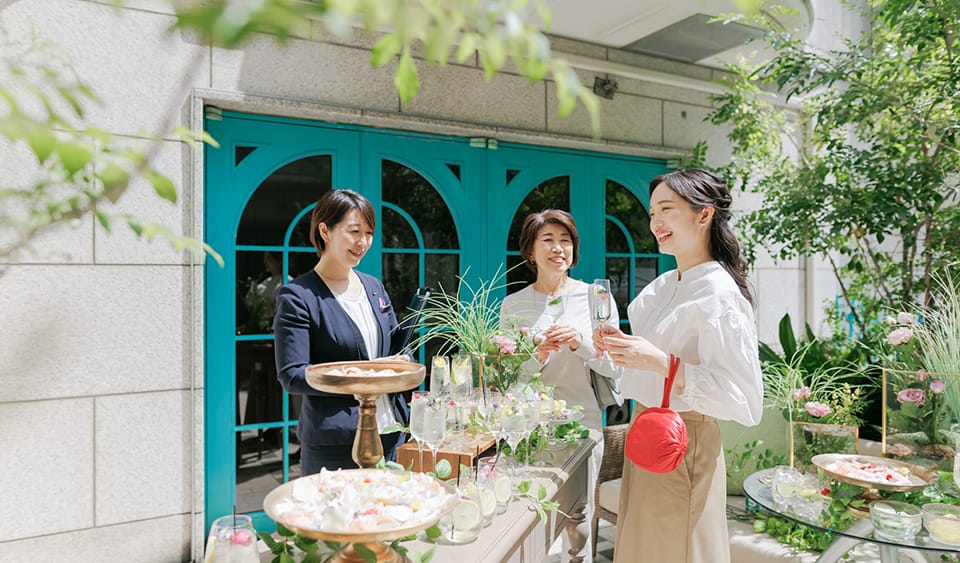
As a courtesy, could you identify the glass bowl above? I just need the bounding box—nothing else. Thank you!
[923,503,960,546]
[869,500,921,541]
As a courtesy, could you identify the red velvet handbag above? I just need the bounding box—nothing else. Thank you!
[624,354,688,473]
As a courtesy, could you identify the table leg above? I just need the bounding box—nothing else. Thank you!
[816,519,873,563]
[565,503,589,563]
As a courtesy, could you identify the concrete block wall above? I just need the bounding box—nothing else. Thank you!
[0,0,858,560]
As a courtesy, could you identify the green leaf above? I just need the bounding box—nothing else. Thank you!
[95,211,113,232]
[278,553,296,563]
[455,34,477,64]
[258,531,279,550]
[276,522,295,537]
[537,483,547,500]
[517,480,531,494]
[323,540,342,551]
[26,128,57,163]
[100,163,130,196]
[353,542,377,563]
[395,48,420,103]
[425,524,442,539]
[294,534,319,552]
[371,34,402,67]
[144,169,177,203]
[54,141,93,175]
[778,314,797,361]
[301,553,324,563]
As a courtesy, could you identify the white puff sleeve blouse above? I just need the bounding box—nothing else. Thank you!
[622,261,763,427]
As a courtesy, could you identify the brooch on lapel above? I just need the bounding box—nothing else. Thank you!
[377,296,391,313]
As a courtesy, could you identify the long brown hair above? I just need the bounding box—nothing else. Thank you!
[649,169,753,305]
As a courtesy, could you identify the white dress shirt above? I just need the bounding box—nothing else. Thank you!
[623,261,763,426]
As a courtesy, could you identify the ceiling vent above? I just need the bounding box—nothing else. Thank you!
[623,13,764,63]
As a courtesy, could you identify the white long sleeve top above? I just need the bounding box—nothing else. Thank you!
[500,278,621,430]
[624,261,763,427]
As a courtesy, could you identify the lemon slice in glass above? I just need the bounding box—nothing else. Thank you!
[451,367,468,386]
[452,499,482,530]
[479,488,497,517]
[493,476,512,503]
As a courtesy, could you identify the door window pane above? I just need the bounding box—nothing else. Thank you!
[506,176,570,290]
[382,160,459,249]
[606,180,656,253]
[237,155,331,246]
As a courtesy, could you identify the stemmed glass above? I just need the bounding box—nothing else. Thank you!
[519,397,541,476]
[499,397,529,472]
[476,390,504,459]
[449,354,473,449]
[409,392,427,471]
[545,292,566,326]
[590,278,613,360]
[534,390,554,465]
[421,394,447,473]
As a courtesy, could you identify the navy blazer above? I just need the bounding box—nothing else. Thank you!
[273,269,409,446]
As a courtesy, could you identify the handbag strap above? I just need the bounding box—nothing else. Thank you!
[660,354,682,409]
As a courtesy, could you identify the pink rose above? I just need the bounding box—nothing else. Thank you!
[887,327,913,346]
[519,325,530,335]
[897,388,927,407]
[916,369,928,382]
[804,401,831,418]
[231,529,253,546]
[490,335,517,354]
[930,379,946,394]
[792,386,812,401]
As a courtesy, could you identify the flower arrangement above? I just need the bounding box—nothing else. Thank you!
[409,266,538,393]
[879,272,960,464]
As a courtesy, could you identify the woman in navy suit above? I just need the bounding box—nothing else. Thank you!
[274,188,408,474]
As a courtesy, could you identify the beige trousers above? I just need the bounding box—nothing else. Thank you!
[613,409,729,563]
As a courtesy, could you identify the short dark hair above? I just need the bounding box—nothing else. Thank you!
[309,189,376,257]
[517,209,580,271]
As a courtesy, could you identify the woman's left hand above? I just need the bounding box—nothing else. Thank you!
[540,324,582,352]
[602,332,669,375]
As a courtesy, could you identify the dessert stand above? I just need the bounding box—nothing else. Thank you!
[812,453,938,518]
[305,359,425,468]
[263,469,457,563]
[264,360,441,562]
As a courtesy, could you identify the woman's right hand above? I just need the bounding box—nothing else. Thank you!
[593,325,622,355]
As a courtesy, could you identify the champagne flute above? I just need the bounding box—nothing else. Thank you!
[591,278,613,360]
[520,397,541,476]
[499,397,528,472]
[409,392,427,471]
[421,394,447,474]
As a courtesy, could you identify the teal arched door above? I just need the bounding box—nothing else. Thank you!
[203,111,667,530]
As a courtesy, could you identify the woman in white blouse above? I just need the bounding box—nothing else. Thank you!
[594,169,763,563]
[501,209,621,563]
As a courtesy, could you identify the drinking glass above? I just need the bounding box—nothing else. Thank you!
[478,456,512,513]
[421,394,447,474]
[462,466,498,527]
[476,390,504,460]
[204,514,259,563]
[409,391,427,471]
[442,481,483,544]
[590,278,613,361]
[449,354,473,449]
[430,355,450,395]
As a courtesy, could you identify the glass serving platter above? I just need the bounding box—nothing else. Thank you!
[812,453,938,492]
